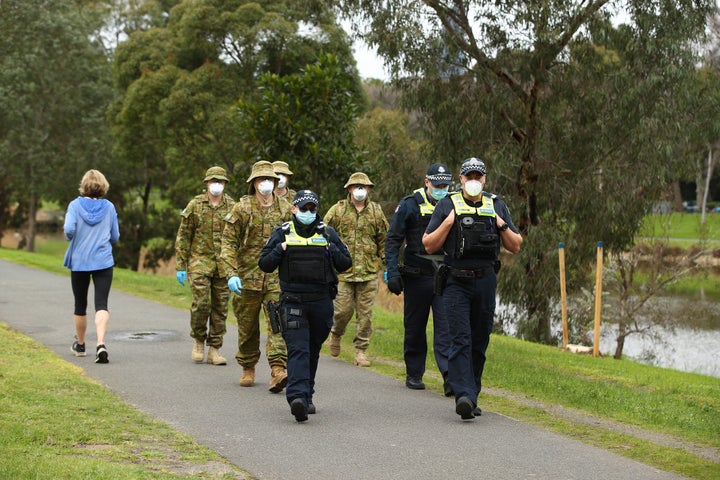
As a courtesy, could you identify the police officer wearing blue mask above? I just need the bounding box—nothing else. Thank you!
[258,190,352,422]
[423,158,522,420]
[385,163,453,394]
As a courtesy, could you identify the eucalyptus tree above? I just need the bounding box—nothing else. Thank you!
[337,0,717,343]
[0,0,114,251]
[110,0,363,268]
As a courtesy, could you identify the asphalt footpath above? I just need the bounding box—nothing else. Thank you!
[0,259,686,480]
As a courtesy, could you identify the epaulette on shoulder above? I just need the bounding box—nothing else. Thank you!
[280,221,291,232]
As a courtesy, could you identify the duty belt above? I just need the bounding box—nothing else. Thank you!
[281,291,329,303]
[399,264,434,277]
[448,267,493,279]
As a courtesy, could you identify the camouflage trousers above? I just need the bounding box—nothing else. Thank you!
[189,273,229,348]
[331,278,379,351]
[231,288,287,368]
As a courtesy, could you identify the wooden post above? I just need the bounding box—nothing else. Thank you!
[593,241,604,357]
[558,243,568,349]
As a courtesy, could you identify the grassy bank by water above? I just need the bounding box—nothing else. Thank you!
[1,246,719,479]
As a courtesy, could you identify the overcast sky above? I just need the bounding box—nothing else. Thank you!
[352,38,389,81]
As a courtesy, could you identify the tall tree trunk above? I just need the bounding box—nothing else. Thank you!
[672,179,684,212]
[134,179,153,271]
[700,142,717,224]
[614,323,626,359]
[26,192,37,253]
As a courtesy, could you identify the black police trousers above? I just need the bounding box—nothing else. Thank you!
[281,296,333,407]
[402,273,450,379]
[442,271,496,407]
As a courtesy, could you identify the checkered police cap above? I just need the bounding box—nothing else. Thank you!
[460,158,486,176]
[293,190,319,208]
[426,163,452,186]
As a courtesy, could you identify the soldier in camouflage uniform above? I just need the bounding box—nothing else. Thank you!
[220,161,292,392]
[272,161,296,201]
[323,172,389,367]
[175,166,235,365]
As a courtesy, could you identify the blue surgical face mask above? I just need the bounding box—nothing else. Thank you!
[430,186,449,201]
[296,210,317,225]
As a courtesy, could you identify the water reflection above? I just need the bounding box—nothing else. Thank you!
[600,326,720,378]
[497,298,720,379]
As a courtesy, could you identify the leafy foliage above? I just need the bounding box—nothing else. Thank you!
[0,0,114,249]
[236,54,361,206]
[338,0,718,342]
[110,0,364,267]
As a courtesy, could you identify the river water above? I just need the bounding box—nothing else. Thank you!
[498,298,720,379]
[599,324,720,378]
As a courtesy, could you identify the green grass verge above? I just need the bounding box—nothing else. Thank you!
[0,323,247,480]
[1,245,719,479]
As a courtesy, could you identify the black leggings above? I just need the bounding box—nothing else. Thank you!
[71,267,113,316]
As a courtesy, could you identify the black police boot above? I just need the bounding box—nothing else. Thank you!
[290,398,308,422]
[308,401,316,415]
[473,406,482,416]
[405,376,426,390]
[455,396,475,420]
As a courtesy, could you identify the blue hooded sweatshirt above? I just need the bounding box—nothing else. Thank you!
[63,196,120,271]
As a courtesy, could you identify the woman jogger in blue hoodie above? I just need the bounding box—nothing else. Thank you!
[63,169,120,363]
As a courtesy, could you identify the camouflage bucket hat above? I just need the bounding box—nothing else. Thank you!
[246,161,279,183]
[272,161,293,176]
[204,166,229,182]
[343,172,374,188]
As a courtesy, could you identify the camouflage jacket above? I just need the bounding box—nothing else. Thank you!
[220,194,292,291]
[175,193,235,276]
[276,188,297,202]
[324,197,388,282]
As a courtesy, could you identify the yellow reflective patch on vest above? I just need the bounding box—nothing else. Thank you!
[450,192,496,217]
[285,223,328,247]
[414,188,435,216]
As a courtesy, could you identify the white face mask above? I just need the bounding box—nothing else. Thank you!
[352,187,367,202]
[257,179,274,196]
[277,174,287,189]
[208,182,224,196]
[464,180,483,197]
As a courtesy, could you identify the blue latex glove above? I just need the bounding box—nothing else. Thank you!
[176,270,187,286]
[383,271,388,284]
[228,276,242,293]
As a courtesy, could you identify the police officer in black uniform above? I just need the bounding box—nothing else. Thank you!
[422,158,522,420]
[385,163,453,393]
[258,190,352,422]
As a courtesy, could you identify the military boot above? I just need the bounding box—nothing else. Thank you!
[354,348,371,367]
[191,340,205,363]
[268,365,288,393]
[239,366,255,387]
[207,347,227,365]
[328,333,341,357]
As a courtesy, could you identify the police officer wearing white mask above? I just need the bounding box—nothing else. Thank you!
[422,158,522,420]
